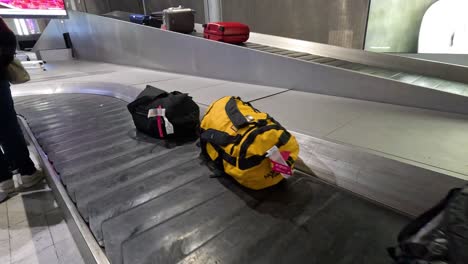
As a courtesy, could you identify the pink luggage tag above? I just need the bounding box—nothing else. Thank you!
[266,146,293,178]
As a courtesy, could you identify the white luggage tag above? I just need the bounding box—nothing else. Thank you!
[157,108,174,135]
[148,108,174,135]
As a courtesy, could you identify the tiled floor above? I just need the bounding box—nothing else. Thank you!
[0,182,85,264]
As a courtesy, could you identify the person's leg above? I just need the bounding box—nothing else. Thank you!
[0,148,14,202]
[0,80,36,176]
[0,149,12,182]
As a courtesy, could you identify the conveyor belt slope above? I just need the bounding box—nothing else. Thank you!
[103,11,468,96]
[15,93,409,264]
[241,43,468,95]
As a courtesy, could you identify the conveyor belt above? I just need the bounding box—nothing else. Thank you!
[194,27,467,92]
[103,11,468,95]
[239,42,468,92]
[194,31,468,93]
[16,93,409,264]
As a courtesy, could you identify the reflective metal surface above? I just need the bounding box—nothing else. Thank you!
[36,11,468,115]
[221,0,370,49]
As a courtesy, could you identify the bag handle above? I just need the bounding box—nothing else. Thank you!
[238,128,291,170]
[225,97,251,129]
[127,85,168,112]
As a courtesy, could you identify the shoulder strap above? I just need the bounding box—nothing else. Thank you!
[238,125,291,170]
[200,129,242,146]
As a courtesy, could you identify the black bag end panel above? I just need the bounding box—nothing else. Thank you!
[389,185,468,264]
[127,86,200,141]
[446,188,468,264]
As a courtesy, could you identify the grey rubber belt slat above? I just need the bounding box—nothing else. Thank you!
[46,130,132,165]
[338,62,367,71]
[52,137,135,166]
[27,107,128,130]
[286,52,312,58]
[75,145,199,217]
[296,54,323,61]
[58,141,151,182]
[53,138,147,171]
[16,94,120,112]
[28,107,128,134]
[255,46,285,52]
[272,50,299,56]
[325,60,350,67]
[263,48,288,53]
[311,57,338,64]
[34,111,131,139]
[42,123,133,154]
[38,119,132,147]
[411,76,445,88]
[242,43,267,48]
[35,115,131,142]
[19,100,124,120]
[14,94,409,264]
[122,175,406,264]
[15,93,82,105]
[103,176,230,264]
[88,158,210,243]
[63,139,186,189]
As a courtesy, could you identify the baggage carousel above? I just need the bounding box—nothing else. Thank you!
[20,10,468,264]
[16,93,408,264]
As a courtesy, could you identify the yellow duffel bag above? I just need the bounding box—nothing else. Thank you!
[200,96,300,190]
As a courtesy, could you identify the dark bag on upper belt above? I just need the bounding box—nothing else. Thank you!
[162,6,195,33]
[388,185,468,264]
[127,85,200,141]
[129,14,162,28]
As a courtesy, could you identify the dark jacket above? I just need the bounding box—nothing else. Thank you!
[0,17,16,79]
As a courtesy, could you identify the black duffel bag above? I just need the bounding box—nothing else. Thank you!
[127,85,200,141]
[388,185,468,264]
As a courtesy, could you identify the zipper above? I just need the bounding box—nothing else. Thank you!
[135,111,147,117]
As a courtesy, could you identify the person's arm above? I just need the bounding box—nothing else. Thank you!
[0,18,16,68]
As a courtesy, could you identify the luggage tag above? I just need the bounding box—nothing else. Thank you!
[266,146,293,179]
[148,107,174,135]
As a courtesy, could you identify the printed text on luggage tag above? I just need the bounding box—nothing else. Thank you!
[272,162,293,177]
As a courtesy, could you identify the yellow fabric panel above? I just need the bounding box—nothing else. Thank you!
[206,143,219,161]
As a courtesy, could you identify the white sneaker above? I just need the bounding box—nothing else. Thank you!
[0,179,15,203]
[18,169,44,189]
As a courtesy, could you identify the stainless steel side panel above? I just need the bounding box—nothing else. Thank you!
[35,11,468,115]
[221,0,370,49]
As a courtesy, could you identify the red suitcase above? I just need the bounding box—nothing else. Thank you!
[203,22,250,44]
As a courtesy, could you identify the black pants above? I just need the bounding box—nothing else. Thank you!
[0,80,35,182]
